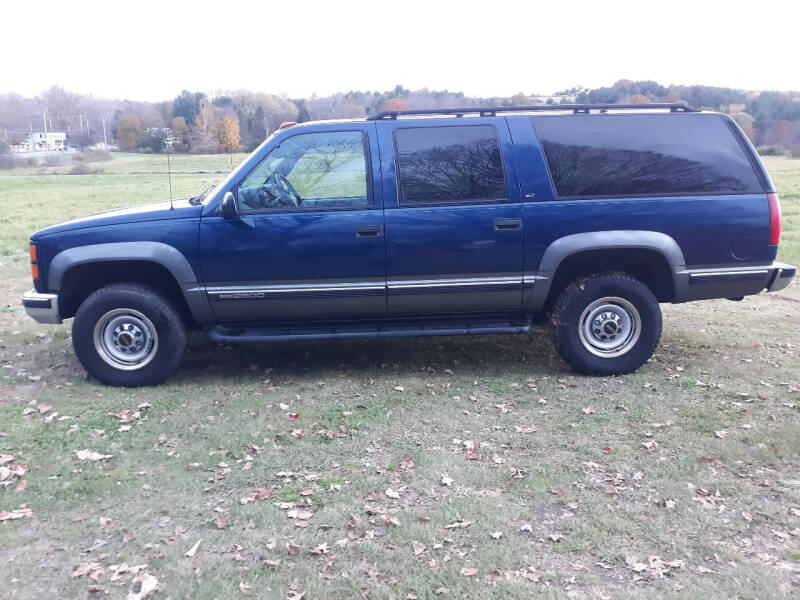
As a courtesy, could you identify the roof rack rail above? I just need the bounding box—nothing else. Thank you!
[367,103,698,121]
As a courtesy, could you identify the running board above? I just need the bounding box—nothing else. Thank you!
[206,317,531,343]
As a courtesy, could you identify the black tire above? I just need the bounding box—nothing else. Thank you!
[72,283,186,386]
[550,273,661,376]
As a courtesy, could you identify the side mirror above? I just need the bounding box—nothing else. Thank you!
[220,191,238,219]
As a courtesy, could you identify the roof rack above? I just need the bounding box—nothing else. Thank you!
[367,103,698,121]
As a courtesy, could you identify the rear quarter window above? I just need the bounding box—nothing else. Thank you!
[532,114,764,198]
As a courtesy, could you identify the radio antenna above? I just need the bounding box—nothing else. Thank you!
[165,136,174,210]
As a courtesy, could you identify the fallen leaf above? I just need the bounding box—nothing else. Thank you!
[122,530,136,543]
[37,404,53,415]
[714,430,727,439]
[412,541,426,556]
[215,515,228,529]
[434,587,449,595]
[394,386,405,392]
[262,558,281,567]
[72,561,104,578]
[125,572,158,600]
[444,520,472,529]
[98,517,112,528]
[239,582,252,595]
[240,487,273,504]
[461,567,478,576]
[288,413,300,421]
[582,406,595,414]
[184,539,202,558]
[382,514,401,527]
[441,474,454,487]
[386,487,401,499]
[286,542,300,555]
[15,480,27,492]
[75,449,113,462]
[311,542,330,554]
[489,531,502,539]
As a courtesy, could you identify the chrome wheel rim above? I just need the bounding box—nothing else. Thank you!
[93,308,158,370]
[579,296,641,358]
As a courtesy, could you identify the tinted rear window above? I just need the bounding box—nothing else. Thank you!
[533,114,763,198]
[394,125,507,205]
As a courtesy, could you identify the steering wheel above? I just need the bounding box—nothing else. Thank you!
[256,186,273,208]
[273,173,302,207]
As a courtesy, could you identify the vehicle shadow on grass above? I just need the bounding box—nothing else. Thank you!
[177,326,567,384]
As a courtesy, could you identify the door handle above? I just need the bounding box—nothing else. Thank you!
[494,218,521,231]
[356,225,383,238]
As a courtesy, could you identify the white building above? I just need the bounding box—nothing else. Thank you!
[29,131,67,151]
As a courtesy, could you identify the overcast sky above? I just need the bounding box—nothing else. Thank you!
[2,0,798,101]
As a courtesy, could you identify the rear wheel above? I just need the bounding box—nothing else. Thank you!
[550,273,661,375]
[72,283,186,386]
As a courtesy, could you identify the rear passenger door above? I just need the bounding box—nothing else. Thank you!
[377,119,523,315]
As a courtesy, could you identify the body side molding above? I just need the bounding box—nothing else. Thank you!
[526,230,687,312]
[48,242,214,324]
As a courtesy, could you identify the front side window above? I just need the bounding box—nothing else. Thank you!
[533,114,763,198]
[237,131,369,212]
[395,125,508,206]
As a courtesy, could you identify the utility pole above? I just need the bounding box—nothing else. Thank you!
[43,110,47,134]
[102,117,107,146]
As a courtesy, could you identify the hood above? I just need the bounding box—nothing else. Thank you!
[31,199,204,239]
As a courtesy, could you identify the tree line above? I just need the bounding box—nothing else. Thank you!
[1,80,799,155]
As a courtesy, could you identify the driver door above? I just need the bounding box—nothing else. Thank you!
[198,126,386,322]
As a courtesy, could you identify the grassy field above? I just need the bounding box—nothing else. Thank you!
[0,154,798,599]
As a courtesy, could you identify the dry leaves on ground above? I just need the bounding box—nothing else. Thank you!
[75,450,113,462]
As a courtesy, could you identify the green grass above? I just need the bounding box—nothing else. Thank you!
[0,153,798,599]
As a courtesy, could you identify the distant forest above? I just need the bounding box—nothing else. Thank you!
[1,80,799,156]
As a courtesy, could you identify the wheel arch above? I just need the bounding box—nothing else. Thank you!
[526,231,686,312]
[49,242,213,324]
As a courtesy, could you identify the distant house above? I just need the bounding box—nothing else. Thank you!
[29,131,67,151]
[145,127,174,150]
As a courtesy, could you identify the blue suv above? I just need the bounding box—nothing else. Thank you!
[21,104,795,386]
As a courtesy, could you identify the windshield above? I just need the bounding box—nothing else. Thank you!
[194,130,281,206]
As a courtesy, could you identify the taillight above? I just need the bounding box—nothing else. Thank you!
[767,193,781,245]
[29,243,39,280]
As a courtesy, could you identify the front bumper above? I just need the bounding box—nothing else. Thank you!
[21,290,61,324]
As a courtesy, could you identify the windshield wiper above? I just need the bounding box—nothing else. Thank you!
[189,184,216,206]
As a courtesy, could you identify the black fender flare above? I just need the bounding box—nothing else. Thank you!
[525,230,687,312]
[48,242,214,324]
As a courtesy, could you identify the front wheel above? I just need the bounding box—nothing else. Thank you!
[72,283,186,386]
[550,273,662,375]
